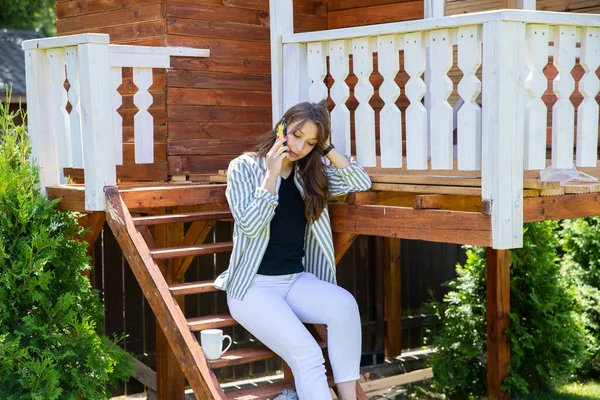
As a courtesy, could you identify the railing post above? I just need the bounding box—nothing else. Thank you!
[24,48,61,194]
[481,20,525,250]
[78,41,116,211]
[270,0,294,124]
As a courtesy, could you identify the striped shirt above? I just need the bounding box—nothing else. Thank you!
[213,153,372,300]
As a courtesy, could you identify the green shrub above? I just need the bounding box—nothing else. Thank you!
[560,217,600,379]
[429,221,588,398]
[0,99,132,399]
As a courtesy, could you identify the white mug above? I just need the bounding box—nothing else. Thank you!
[200,329,232,360]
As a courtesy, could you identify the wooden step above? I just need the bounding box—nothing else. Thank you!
[169,280,217,296]
[150,242,233,259]
[226,381,295,400]
[208,341,327,369]
[188,314,237,331]
[208,346,277,369]
[132,210,233,226]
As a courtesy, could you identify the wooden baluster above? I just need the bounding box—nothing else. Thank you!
[378,34,402,168]
[133,67,154,164]
[307,42,328,102]
[24,48,60,195]
[282,42,309,112]
[48,48,71,176]
[576,27,600,167]
[111,67,124,165]
[551,25,577,169]
[352,37,376,166]
[65,46,84,169]
[404,32,428,170]
[429,29,454,170]
[329,40,351,156]
[457,26,482,171]
[524,25,549,170]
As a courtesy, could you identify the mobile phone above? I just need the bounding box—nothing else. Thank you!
[276,118,288,149]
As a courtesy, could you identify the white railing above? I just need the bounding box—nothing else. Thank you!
[22,33,209,211]
[270,8,600,249]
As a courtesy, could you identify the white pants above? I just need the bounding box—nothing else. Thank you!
[227,272,361,400]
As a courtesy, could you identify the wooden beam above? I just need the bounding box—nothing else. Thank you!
[333,233,358,264]
[329,204,492,246]
[155,218,186,400]
[371,183,481,196]
[47,185,86,212]
[486,248,511,400]
[383,238,402,359]
[104,187,226,399]
[413,194,482,212]
[118,184,227,209]
[524,193,600,222]
[172,221,216,281]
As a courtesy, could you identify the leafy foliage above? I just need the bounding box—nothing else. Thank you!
[560,217,600,379]
[429,222,588,398]
[0,99,132,399]
[0,0,57,37]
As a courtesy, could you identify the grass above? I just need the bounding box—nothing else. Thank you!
[381,380,600,399]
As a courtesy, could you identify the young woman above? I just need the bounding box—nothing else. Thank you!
[213,100,372,400]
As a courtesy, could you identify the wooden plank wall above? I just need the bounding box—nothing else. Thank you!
[166,1,327,175]
[56,0,168,182]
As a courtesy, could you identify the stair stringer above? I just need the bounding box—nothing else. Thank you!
[104,186,227,399]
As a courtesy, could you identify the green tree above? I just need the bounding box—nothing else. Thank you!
[0,98,132,399]
[429,222,588,398]
[560,217,600,379]
[0,0,57,37]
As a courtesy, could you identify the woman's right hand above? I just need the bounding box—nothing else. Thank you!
[266,137,289,178]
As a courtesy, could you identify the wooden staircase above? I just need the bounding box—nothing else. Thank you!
[104,185,368,399]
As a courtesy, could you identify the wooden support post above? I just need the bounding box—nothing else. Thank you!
[486,248,511,400]
[77,211,105,284]
[383,238,402,359]
[155,216,186,400]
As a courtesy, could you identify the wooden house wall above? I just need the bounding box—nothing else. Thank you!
[56,0,169,182]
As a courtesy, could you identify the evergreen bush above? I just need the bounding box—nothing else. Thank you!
[429,221,588,398]
[0,99,132,399]
[560,217,600,379]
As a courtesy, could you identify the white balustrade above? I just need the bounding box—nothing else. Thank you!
[22,33,209,211]
[352,37,377,167]
[404,32,428,170]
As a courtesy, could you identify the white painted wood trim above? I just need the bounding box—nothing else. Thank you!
[48,48,72,172]
[482,21,525,249]
[24,48,61,195]
[108,45,170,68]
[65,46,84,169]
[307,42,328,103]
[111,67,124,166]
[404,32,428,170]
[282,43,310,114]
[352,37,377,166]
[282,10,600,44]
[576,27,600,168]
[429,29,454,169]
[378,34,403,168]
[133,67,154,164]
[457,25,482,171]
[78,42,116,211]
[22,33,109,50]
[328,40,351,156]
[519,0,537,10]
[551,25,577,169]
[424,0,445,18]
[270,0,294,123]
[524,24,549,170]
[167,47,210,58]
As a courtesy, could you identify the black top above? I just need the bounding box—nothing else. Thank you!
[257,170,307,275]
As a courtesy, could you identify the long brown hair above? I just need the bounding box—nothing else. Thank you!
[251,100,331,222]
